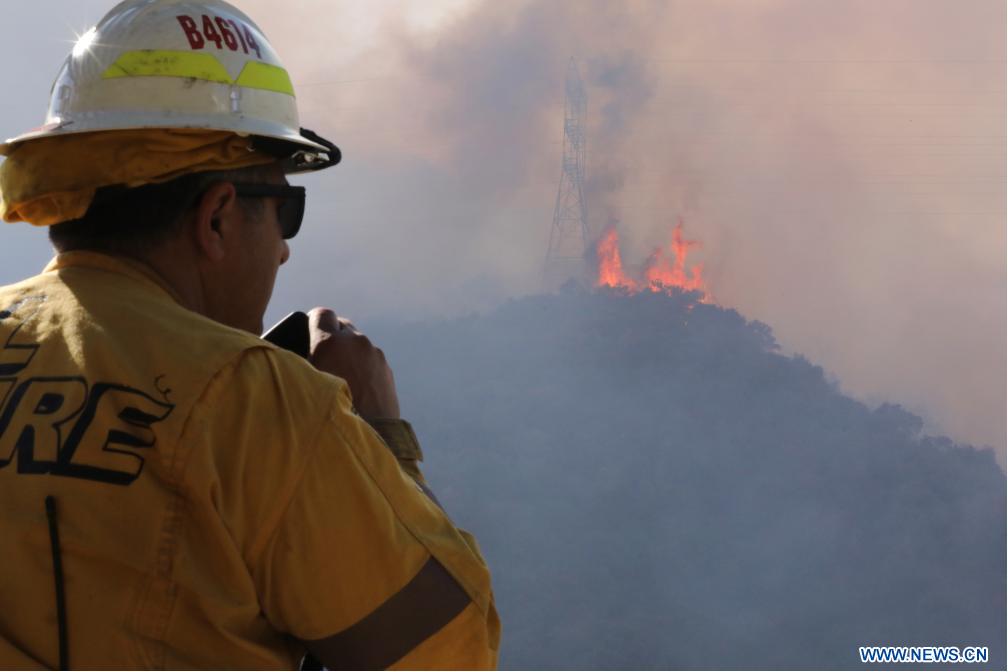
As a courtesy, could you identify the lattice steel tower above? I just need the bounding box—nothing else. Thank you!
[544,59,589,287]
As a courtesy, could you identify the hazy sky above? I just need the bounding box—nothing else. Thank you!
[3,0,1007,461]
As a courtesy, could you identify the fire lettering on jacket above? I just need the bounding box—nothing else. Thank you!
[0,377,174,485]
[0,297,176,485]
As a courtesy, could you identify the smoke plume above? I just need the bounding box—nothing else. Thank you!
[1,1,1005,454]
[246,0,1007,458]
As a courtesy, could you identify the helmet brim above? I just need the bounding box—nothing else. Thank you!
[1,122,340,174]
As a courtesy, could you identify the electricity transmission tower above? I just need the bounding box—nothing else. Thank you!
[544,58,589,288]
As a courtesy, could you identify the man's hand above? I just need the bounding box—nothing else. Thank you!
[307,307,401,420]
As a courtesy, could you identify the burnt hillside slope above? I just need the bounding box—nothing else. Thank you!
[370,287,1007,670]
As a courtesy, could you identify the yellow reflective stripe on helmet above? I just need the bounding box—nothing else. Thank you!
[103,51,232,84]
[103,51,295,97]
[235,62,295,96]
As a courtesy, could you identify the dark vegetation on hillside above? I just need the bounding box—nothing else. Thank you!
[371,287,1007,671]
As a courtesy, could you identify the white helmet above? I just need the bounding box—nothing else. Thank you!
[0,0,339,172]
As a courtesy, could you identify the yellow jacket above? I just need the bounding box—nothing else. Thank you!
[0,252,499,670]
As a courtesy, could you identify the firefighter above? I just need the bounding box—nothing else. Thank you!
[0,1,500,669]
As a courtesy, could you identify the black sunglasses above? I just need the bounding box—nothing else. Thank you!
[232,183,306,240]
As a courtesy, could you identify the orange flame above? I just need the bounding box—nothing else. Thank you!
[645,223,707,294]
[596,225,637,290]
[596,220,712,302]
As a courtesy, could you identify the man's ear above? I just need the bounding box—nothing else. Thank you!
[190,181,241,262]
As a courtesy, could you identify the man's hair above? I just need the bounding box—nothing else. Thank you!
[48,164,277,256]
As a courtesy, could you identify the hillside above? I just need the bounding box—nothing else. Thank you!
[371,287,1007,670]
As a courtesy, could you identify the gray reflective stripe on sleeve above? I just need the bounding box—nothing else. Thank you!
[304,557,471,670]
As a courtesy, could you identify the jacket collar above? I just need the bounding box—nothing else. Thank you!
[43,251,185,306]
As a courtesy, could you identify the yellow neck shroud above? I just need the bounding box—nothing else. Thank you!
[0,129,276,226]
